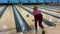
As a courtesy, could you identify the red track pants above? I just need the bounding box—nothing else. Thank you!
[34,14,44,30]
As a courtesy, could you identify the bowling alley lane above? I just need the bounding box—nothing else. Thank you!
[38,7,60,17]
[38,5,60,10]
[27,6,60,17]
[37,6,60,13]
[22,6,59,24]
[0,5,16,32]
[16,6,60,34]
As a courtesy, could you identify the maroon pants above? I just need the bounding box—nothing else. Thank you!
[34,14,44,30]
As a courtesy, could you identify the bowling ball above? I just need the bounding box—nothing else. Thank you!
[26,14,29,17]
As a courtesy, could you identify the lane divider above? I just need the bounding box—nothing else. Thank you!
[12,6,31,33]
[0,6,8,18]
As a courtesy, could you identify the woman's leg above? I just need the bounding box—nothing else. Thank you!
[34,15,38,32]
[38,15,45,34]
[35,20,37,31]
[38,14,44,29]
[38,20,44,29]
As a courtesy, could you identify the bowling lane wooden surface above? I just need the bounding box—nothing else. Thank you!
[37,5,60,12]
[39,8,60,16]
[16,5,60,34]
[0,5,16,33]
[28,6,60,17]
[36,5,60,13]
[38,5,60,10]
[22,6,59,24]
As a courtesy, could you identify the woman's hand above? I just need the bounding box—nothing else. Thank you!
[32,20,35,21]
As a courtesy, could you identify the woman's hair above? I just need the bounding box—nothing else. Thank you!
[33,6,38,10]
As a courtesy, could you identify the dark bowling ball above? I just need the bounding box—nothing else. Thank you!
[26,14,29,17]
